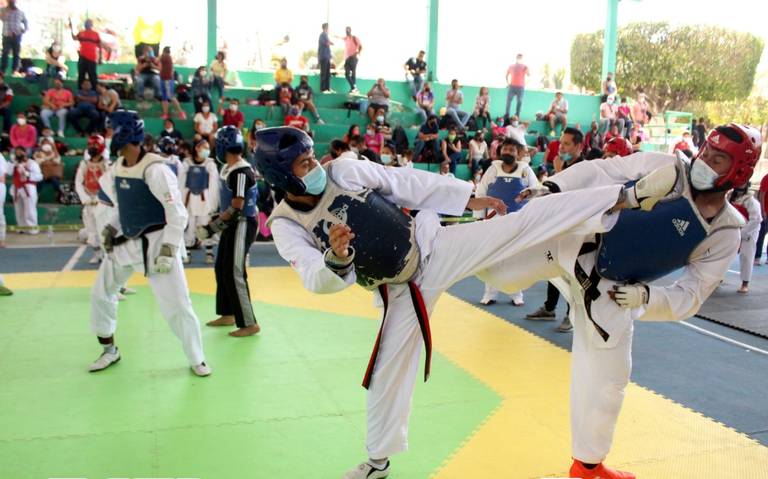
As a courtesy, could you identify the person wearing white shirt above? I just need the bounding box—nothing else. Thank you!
[729,184,762,293]
[0,152,10,246]
[9,146,42,234]
[75,134,109,263]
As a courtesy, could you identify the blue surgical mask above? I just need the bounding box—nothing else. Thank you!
[690,158,720,191]
[302,164,327,195]
[380,154,392,165]
[560,152,573,163]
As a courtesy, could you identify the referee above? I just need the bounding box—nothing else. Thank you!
[197,126,260,337]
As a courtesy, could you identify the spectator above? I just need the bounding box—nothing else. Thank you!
[553,126,585,173]
[672,131,694,156]
[628,125,642,151]
[695,117,707,146]
[68,79,100,136]
[504,115,527,144]
[364,123,384,155]
[191,66,213,113]
[414,115,440,163]
[690,119,701,147]
[41,78,74,138]
[439,161,454,178]
[755,172,768,265]
[246,118,266,156]
[617,96,632,137]
[604,124,621,143]
[601,72,617,97]
[274,58,293,88]
[284,104,309,132]
[42,41,68,90]
[505,53,529,119]
[339,26,362,93]
[317,23,333,93]
[467,130,488,174]
[599,94,622,134]
[193,101,218,145]
[583,120,603,152]
[415,82,434,124]
[10,112,35,154]
[33,137,62,197]
[209,51,227,97]
[294,75,324,124]
[472,87,492,130]
[379,143,396,166]
[404,50,427,101]
[343,124,360,144]
[373,109,392,140]
[399,149,414,168]
[159,118,183,142]
[159,46,187,120]
[441,126,463,174]
[11,146,42,233]
[0,72,12,133]
[0,0,27,75]
[324,138,357,164]
[134,45,161,100]
[348,134,363,155]
[277,81,294,116]
[631,90,649,127]
[366,78,390,123]
[95,82,120,130]
[68,18,104,87]
[216,98,242,129]
[489,131,505,163]
[545,91,568,136]
[445,79,469,130]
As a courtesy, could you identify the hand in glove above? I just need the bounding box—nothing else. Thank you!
[625,163,678,211]
[101,225,118,254]
[196,224,215,241]
[153,243,176,274]
[610,284,649,309]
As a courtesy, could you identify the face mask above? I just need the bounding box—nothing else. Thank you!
[301,163,327,195]
[15,154,25,161]
[44,135,54,143]
[376,115,384,123]
[690,158,721,191]
[230,104,238,111]
[199,149,210,159]
[254,124,264,131]
[202,106,210,113]
[350,147,359,154]
[52,45,61,53]
[380,154,392,165]
[17,118,26,126]
[448,134,456,141]
[165,127,173,133]
[501,154,516,165]
[560,152,573,163]
[42,144,53,153]
[367,130,375,136]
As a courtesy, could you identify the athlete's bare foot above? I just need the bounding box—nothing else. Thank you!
[228,324,261,337]
[207,315,236,326]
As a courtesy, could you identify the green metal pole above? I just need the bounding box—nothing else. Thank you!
[601,0,619,82]
[207,0,217,65]
[426,0,439,82]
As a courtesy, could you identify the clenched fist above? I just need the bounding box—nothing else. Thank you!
[329,223,356,258]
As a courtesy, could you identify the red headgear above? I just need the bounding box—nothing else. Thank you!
[87,134,106,155]
[701,123,761,189]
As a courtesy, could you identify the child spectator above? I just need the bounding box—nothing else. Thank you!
[10,112,36,155]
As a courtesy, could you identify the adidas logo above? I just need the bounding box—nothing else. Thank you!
[672,218,689,236]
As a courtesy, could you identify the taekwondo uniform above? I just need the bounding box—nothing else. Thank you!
[11,155,42,234]
[731,192,762,285]
[75,155,108,251]
[179,155,219,248]
[0,154,9,243]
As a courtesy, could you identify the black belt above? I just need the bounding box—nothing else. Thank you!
[573,241,610,342]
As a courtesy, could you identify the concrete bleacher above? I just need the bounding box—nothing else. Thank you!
[3,62,600,227]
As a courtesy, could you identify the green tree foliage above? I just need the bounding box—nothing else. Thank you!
[571,22,764,114]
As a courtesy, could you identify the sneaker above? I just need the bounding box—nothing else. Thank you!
[160,113,169,120]
[178,110,188,120]
[89,348,121,372]
[116,292,126,301]
[0,285,13,296]
[479,298,497,306]
[205,253,215,264]
[191,362,212,377]
[569,459,635,479]
[511,299,525,307]
[317,118,326,125]
[737,285,749,294]
[525,306,556,321]
[57,130,65,138]
[557,316,573,332]
[88,254,101,265]
[754,258,762,266]
[119,287,137,295]
[342,461,390,479]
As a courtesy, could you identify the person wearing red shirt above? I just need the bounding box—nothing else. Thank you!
[218,98,244,129]
[505,53,529,119]
[756,172,768,265]
[10,112,36,154]
[68,18,106,88]
[159,46,187,120]
[284,105,309,132]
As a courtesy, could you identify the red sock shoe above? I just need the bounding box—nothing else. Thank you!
[569,459,636,479]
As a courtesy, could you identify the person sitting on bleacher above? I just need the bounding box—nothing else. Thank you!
[68,79,101,137]
[274,58,293,90]
[445,79,470,130]
[364,123,384,155]
[584,120,604,152]
[193,101,218,147]
[10,112,35,156]
[415,82,434,124]
[41,78,74,138]
[544,91,568,137]
[43,41,67,90]
[218,97,244,129]
[134,45,161,100]
[95,82,121,131]
[472,86,492,130]
[343,124,360,144]
[441,126,463,174]
[191,66,213,114]
[468,130,489,174]
[277,81,294,117]
[159,118,183,142]
[294,75,324,124]
[366,78,390,124]
[373,109,392,141]
[414,114,440,163]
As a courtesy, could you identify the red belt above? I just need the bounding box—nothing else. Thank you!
[362,281,433,389]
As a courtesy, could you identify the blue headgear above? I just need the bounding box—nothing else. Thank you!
[254,127,314,195]
[215,125,244,163]
[158,136,177,155]
[107,110,144,152]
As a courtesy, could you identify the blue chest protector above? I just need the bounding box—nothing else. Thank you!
[185,164,209,195]
[165,160,179,176]
[486,176,528,213]
[97,188,114,207]
[114,174,166,238]
[220,178,258,217]
[596,196,707,282]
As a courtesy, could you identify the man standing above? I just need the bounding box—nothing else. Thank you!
[339,26,362,93]
[317,23,333,93]
[197,126,260,337]
[69,18,104,88]
[505,53,529,119]
[0,0,27,75]
[755,172,768,265]
[404,51,427,101]
[88,110,210,376]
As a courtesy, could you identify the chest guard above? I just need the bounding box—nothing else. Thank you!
[114,154,167,238]
[185,163,209,195]
[83,162,104,196]
[97,188,114,207]
[220,166,258,217]
[269,166,421,290]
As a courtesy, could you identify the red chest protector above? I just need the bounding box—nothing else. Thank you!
[83,161,105,196]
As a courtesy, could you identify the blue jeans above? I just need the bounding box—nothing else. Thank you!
[416,106,433,124]
[414,139,440,163]
[445,150,462,174]
[445,107,469,128]
[408,74,423,98]
[1,34,21,73]
[68,103,100,134]
[136,73,161,99]
[505,86,524,118]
